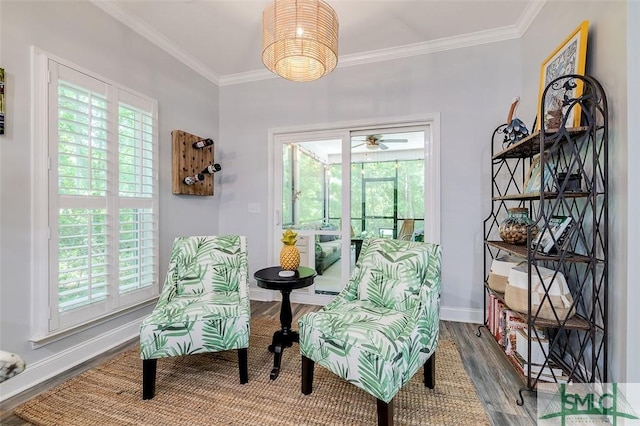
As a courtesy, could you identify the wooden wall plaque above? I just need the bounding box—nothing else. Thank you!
[171,130,214,196]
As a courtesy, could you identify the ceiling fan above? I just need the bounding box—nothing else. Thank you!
[352,134,408,151]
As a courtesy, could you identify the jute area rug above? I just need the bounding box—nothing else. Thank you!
[15,319,489,425]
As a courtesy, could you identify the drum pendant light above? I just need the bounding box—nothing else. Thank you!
[262,0,339,82]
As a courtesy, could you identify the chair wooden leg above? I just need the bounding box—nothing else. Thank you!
[238,348,248,384]
[301,355,314,395]
[142,359,157,400]
[376,398,393,426]
[424,352,435,389]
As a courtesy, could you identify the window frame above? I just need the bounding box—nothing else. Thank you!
[30,47,160,344]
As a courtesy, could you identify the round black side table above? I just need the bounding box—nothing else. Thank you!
[254,266,316,380]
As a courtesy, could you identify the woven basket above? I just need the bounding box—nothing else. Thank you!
[505,265,575,321]
[488,273,508,293]
[488,256,523,293]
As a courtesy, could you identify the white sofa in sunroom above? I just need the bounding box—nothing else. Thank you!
[315,234,341,275]
[291,222,342,275]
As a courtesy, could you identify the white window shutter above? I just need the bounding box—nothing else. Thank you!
[45,59,159,332]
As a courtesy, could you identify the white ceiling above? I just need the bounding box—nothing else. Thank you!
[93,0,543,86]
[289,131,426,164]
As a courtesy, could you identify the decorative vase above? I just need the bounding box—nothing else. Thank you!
[279,229,300,271]
[499,207,538,245]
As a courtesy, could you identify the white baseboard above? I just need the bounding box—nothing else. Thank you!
[249,287,273,301]
[289,292,332,306]
[440,306,484,324]
[0,318,142,402]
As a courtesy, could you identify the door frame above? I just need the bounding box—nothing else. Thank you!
[269,129,351,306]
[265,114,441,305]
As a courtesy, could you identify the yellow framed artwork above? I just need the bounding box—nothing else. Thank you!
[536,21,589,131]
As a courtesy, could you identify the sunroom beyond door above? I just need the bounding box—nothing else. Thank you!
[275,126,432,305]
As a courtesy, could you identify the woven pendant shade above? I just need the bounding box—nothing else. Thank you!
[262,0,339,82]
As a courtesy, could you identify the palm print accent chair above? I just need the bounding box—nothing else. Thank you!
[139,235,250,399]
[298,238,441,426]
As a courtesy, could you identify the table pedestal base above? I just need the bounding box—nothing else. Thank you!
[267,328,299,379]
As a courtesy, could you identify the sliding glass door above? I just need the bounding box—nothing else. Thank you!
[274,131,350,304]
[271,121,437,305]
[350,129,426,246]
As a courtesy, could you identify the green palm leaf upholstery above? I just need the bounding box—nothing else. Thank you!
[139,235,250,399]
[298,238,441,425]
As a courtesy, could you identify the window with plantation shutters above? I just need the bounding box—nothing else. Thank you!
[37,57,159,333]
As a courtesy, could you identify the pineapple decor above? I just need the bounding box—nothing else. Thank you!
[279,229,300,275]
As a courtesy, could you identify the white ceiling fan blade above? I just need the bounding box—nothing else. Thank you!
[379,143,389,150]
[380,138,408,143]
[352,142,365,148]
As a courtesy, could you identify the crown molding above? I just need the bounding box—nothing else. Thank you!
[516,0,547,35]
[339,24,522,69]
[90,0,220,85]
[219,68,277,86]
[92,0,545,88]
[220,24,522,86]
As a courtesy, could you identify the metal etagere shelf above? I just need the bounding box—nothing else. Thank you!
[478,74,608,405]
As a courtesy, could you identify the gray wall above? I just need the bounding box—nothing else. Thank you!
[520,1,630,383]
[219,40,523,318]
[0,1,219,370]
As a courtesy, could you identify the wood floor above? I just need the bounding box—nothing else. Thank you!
[0,301,537,425]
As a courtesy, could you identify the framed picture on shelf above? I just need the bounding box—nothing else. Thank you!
[536,21,589,131]
[523,154,555,194]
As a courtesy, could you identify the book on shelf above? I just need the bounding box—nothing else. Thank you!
[515,328,549,365]
[511,351,569,383]
[504,309,527,356]
[487,293,495,335]
[495,298,506,347]
[486,294,506,346]
[532,215,574,254]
